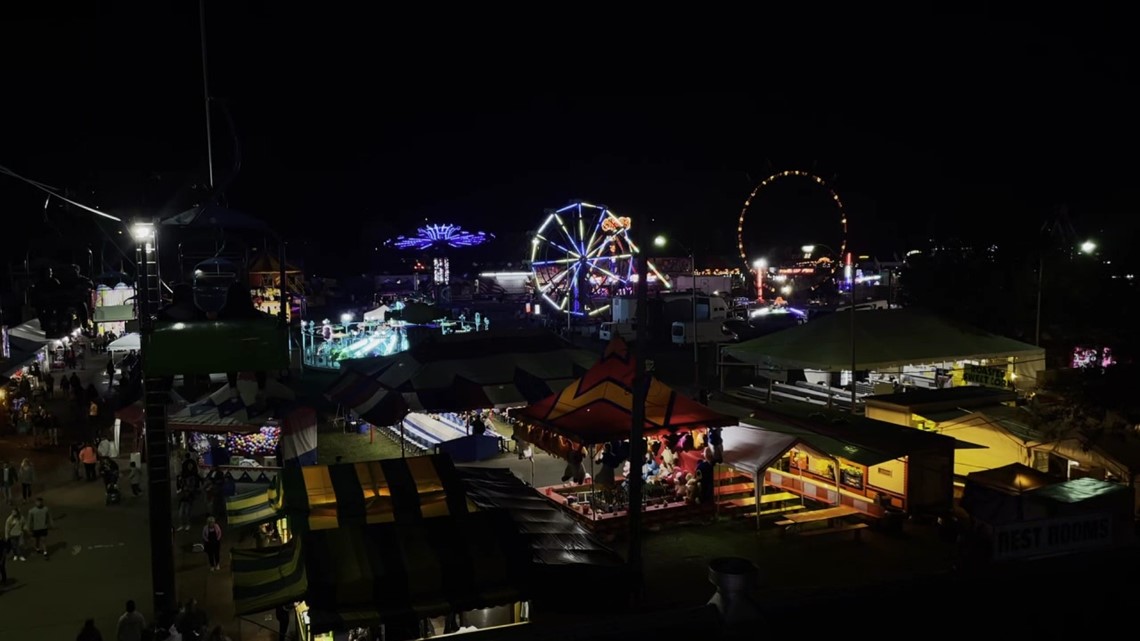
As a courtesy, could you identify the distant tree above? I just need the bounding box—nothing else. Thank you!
[1027,365,1140,443]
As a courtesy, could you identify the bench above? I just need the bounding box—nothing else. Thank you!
[796,523,869,541]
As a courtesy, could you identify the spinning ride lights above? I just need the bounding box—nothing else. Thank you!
[385,224,494,251]
[736,170,849,275]
[530,201,670,317]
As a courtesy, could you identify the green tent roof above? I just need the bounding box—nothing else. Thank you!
[724,309,1043,371]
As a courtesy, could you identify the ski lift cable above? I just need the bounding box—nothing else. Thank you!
[0,163,123,222]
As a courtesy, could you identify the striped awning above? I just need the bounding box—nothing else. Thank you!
[303,509,529,633]
[226,476,284,529]
[232,538,307,615]
[279,455,475,535]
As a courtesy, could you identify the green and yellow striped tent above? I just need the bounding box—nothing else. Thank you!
[279,455,475,534]
[226,476,284,529]
[223,454,475,533]
[231,458,531,628]
[232,537,307,615]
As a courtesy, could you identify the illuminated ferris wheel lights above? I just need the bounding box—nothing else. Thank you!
[554,203,577,214]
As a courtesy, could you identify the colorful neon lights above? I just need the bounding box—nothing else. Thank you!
[386,224,494,250]
[529,201,669,316]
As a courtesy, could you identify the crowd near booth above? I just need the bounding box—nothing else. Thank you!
[228,454,624,641]
[722,309,1047,408]
[325,330,598,461]
[512,337,736,528]
[960,463,1135,562]
[168,373,318,482]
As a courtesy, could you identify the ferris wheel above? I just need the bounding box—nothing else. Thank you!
[530,201,667,316]
[736,170,848,273]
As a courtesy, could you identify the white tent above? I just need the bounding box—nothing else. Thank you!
[107,333,141,352]
[721,425,800,476]
[363,305,390,322]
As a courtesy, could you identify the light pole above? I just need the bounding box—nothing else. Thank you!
[752,258,767,302]
[1035,239,1096,347]
[130,219,176,615]
[655,236,700,387]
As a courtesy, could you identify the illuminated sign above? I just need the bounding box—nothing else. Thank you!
[777,267,815,275]
[963,363,1006,388]
[1,326,8,360]
[993,514,1112,561]
[601,216,632,232]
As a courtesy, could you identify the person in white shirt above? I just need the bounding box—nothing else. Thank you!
[25,497,52,558]
[116,599,146,641]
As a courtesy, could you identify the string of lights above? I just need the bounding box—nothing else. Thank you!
[736,170,848,277]
[385,223,493,250]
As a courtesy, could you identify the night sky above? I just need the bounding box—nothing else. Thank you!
[2,7,1136,272]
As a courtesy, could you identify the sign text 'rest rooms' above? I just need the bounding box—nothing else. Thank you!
[993,514,1112,560]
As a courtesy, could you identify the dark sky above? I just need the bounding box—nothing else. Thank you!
[2,7,1136,271]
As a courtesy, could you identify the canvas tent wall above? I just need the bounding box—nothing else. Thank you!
[723,309,1045,390]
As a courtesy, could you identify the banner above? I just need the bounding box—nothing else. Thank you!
[993,514,1113,560]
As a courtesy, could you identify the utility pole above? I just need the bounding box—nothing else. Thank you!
[199,0,215,188]
[627,247,650,598]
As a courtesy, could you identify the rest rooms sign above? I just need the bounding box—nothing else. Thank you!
[963,363,1006,388]
[993,514,1113,561]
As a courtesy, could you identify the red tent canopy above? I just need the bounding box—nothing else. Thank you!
[513,337,735,457]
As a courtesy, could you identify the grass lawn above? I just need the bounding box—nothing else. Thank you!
[317,428,406,464]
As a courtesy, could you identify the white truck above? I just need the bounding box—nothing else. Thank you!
[671,320,733,345]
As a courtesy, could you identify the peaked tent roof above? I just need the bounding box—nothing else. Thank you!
[167,374,295,433]
[964,463,1053,494]
[723,308,1043,371]
[325,330,597,426]
[514,337,735,453]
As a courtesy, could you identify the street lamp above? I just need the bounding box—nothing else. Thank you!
[1035,239,1098,347]
[752,258,767,302]
[131,218,176,614]
[655,235,699,387]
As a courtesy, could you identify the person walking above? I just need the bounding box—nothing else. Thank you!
[4,507,26,561]
[0,460,14,504]
[202,516,222,571]
[80,443,98,481]
[44,373,55,399]
[26,497,52,559]
[116,599,146,641]
[77,618,104,641]
[18,459,35,502]
[127,462,142,497]
[177,475,198,531]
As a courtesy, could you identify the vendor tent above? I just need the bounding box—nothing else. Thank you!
[362,304,390,322]
[167,374,296,432]
[325,330,597,426]
[107,333,141,352]
[8,319,49,344]
[1,336,46,377]
[279,405,318,465]
[513,337,735,457]
[724,309,1044,381]
[720,425,800,476]
[233,509,530,632]
[227,477,285,529]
